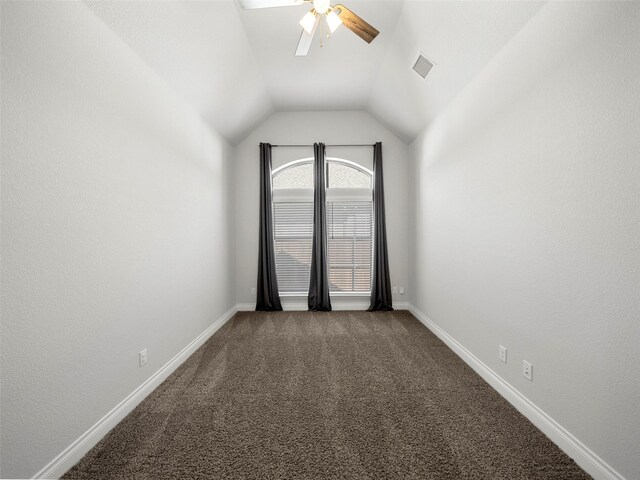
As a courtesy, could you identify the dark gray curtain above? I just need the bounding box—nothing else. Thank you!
[308,143,332,311]
[256,143,283,311]
[368,142,393,311]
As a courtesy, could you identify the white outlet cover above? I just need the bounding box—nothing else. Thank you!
[498,345,507,363]
[399,286,405,295]
[392,286,398,294]
[139,349,148,367]
[523,360,533,381]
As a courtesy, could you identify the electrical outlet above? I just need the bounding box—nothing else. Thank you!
[498,345,507,363]
[399,286,405,295]
[392,286,398,294]
[139,349,148,367]
[251,287,256,296]
[522,360,532,381]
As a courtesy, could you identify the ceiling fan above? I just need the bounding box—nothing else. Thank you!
[238,0,379,56]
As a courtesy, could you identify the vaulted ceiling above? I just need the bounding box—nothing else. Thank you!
[87,0,544,145]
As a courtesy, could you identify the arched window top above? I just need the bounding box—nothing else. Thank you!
[272,160,313,189]
[273,158,372,190]
[327,161,372,188]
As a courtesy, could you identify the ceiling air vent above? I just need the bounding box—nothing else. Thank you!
[413,54,434,80]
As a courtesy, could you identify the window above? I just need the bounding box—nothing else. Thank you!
[272,159,314,295]
[272,158,373,295]
[327,201,372,293]
[272,162,313,189]
[273,202,313,294]
[327,162,371,189]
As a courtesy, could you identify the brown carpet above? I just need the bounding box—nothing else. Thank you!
[64,310,591,479]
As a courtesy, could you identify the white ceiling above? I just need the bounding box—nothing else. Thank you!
[87,0,545,144]
[237,1,404,111]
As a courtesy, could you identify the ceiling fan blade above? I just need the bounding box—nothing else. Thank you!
[295,15,319,56]
[238,0,305,9]
[334,4,379,44]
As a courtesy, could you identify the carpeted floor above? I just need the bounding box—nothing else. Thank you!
[64,310,591,479]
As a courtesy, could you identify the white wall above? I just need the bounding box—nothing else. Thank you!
[234,111,410,309]
[409,2,640,479]
[0,2,235,478]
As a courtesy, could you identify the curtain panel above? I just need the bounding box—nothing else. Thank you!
[368,142,393,311]
[308,143,332,311]
[256,143,283,311]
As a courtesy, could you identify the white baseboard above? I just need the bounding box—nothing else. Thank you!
[236,303,256,311]
[282,301,309,311]
[33,305,238,480]
[238,301,411,312]
[407,305,625,480]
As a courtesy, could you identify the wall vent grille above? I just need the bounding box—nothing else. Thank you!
[413,54,434,79]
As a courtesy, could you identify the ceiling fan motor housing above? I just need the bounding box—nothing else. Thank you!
[313,0,331,14]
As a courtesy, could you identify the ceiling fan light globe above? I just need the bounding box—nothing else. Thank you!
[299,11,317,34]
[312,0,330,14]
[326,10,342,33]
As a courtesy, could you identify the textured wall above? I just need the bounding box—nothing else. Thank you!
[0,2,235,477]
[409,2,640,478]
[233,111,410,308]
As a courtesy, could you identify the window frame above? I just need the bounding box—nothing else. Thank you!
[272,157,374,297]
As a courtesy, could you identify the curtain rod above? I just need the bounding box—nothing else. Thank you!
[270,144,375,148]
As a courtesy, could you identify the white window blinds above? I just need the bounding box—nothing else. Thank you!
[273,202,313,295]
[327,201,373,293]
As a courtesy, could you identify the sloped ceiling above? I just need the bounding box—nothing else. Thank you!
[237,0,404,112]
[87,0,544,145]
